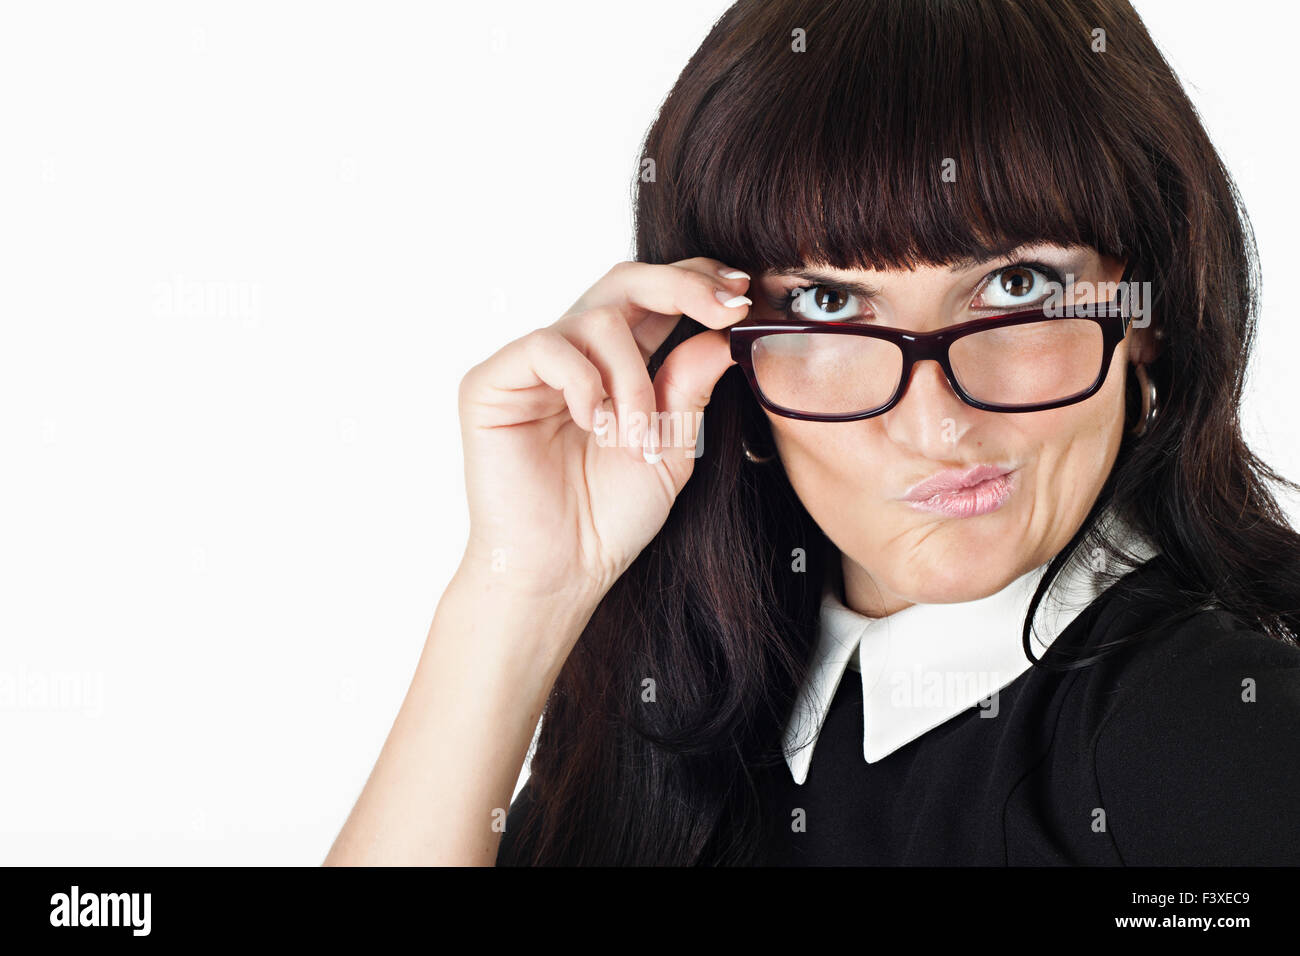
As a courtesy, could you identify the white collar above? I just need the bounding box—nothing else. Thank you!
[782,508,1159,785]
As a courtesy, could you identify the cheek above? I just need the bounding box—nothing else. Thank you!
[767,418,880,510]
[1080,345,1131,442]
[769,417,847,472]
[1025,353,1129,490]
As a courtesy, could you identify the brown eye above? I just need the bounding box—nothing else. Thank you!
[814,286,850,313]
[975,264,1059,310]
[787,284,864,321]
[999,267,1037,297]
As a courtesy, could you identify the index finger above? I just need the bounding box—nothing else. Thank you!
[567,258,753,332]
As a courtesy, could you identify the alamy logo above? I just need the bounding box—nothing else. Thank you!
[49,885,151,936]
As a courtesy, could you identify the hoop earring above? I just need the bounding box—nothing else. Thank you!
[1129,361,1159,438]
[742,437,777,464]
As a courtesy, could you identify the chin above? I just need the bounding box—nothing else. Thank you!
[892,544,1022,605]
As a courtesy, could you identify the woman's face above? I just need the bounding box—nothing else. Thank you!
[755,243,1157,617]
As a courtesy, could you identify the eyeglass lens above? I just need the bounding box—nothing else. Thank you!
[750,318,1104,415]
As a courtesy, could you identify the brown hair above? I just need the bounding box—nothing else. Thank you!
[499,0,1300,866]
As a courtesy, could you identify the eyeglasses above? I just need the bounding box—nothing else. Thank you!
[729,289,1135,422]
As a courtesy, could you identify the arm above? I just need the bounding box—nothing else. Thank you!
[324,257,748,866]
[323,565,598,866]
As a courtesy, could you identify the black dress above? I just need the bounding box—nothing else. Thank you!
[499,554,1300,865]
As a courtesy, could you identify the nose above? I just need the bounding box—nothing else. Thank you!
[881,357,973,454]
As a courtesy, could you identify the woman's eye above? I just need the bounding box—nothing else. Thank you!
[975,265,1059,309]
[786,284,864,321]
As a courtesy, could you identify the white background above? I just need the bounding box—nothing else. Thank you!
[0,1,1295,865]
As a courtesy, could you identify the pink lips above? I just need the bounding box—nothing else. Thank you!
[900,464,1018,518]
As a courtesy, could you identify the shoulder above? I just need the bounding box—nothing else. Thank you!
[1090,608,1300,864]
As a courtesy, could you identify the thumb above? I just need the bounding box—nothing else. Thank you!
[647,328,736,486]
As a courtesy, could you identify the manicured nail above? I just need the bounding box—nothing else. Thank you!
[718,268,750,279]
[715,291,752,308]
[643,431,663,465]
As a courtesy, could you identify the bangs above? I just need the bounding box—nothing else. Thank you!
[660,0,1145,275]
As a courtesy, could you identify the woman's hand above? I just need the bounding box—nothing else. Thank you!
[456,257,752,625]
[325,259,752,866]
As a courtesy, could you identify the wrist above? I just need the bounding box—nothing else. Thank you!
[439,561,604,673]
[453,543,610,616]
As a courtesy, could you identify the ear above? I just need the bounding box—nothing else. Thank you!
[1127,319,1164,366]
[1104,254,1163,366]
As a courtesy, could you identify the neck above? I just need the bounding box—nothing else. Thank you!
[838,552,916,618]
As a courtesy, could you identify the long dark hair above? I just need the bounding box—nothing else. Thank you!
[498,0,1300,865]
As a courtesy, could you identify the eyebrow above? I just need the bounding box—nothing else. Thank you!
[768,243,1062,294]
[944,242,1044,272]
[765,268,882,298]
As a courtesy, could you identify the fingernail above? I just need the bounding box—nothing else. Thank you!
[718,268,750,279]
[715,291,752,308]
[642,426,662,464]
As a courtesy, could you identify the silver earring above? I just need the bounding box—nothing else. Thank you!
[742,437,777,463]
[1129,362,1158,438]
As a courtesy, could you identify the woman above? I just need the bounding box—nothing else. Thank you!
[325,0,1300,866]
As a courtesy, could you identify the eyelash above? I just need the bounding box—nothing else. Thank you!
[766,260,1069,319]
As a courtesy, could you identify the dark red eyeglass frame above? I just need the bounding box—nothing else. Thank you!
[728,264,1138,422]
